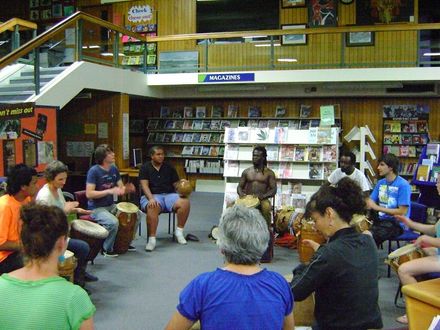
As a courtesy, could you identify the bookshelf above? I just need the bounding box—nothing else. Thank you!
[382,105,430,179]
[121,25,157,72]
[222,126,339,209]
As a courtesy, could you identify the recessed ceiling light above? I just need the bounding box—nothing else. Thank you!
[423,52,440,56]
[277,58,298,62]
[254,43,281,47]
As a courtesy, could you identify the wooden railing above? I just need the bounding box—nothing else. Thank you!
[0,18,37,34]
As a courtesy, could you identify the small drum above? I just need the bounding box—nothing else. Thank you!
[70,220,109,262]
[176,179,193,198]
[235,195,260,208]
[298,221,326,264]
[385,243,426,274]
[208,225,220,241]
[284,274,315,326]
[350,214,373,233]
[114,202,139,254]
[275,207,298,235]
[58,250,77,283]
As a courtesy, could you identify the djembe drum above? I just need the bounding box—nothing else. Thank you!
[385,243,426,274]
[114,202,139,254]
[70,220,109,262]
[275,206,296,235]
[298,220,326,264]
[176,179,193,198]
[350,214,373,233]
[58,250,76,283]
[235,195,260,208]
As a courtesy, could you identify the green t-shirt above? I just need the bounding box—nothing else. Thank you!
[0,274,95,330]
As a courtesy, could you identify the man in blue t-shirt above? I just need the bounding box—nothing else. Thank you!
[86,145,135,257]
[367,153,411,245]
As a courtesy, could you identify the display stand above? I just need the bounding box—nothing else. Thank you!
[412,145,440,207]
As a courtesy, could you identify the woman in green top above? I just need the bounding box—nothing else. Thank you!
[0,203,95,330]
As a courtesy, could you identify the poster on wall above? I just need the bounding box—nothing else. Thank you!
[308,0,338,27]
[356,0,414,25]
[0,103,57,176]
[37,141,55,164]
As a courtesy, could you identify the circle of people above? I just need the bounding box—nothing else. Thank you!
[0,144,439,329]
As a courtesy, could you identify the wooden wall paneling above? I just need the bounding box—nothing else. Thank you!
[338,2,356,26]
[279,6,308,26]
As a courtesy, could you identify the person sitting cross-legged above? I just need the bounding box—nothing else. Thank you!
[140,146,190,252]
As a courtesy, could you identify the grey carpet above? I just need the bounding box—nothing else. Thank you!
[85,192,406,330]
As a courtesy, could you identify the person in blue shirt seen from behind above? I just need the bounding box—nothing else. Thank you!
[165,205,294,330]
[367,153,411,245]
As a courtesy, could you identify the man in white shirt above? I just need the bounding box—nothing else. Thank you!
[328,151,370,193]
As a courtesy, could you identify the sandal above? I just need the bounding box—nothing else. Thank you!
[396,314,408,324]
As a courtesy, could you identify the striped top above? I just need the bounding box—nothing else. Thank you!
[0,274,95,330]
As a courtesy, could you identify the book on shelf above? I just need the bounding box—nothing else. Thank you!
[173,133,184,143]
[192,133,201,143]
[221,120,231,129]
[192,146,202,155]
[431,165,440,182]
[181,146,193,155]
[192,120,203,130]
[160,106,170,118]
[310,119,320,128]
[209,146,219,157]
[422,158,435,170]
[154,132,164,142]
[236,127,250,143]
[201,146,210,156]
[323,163,336,179]
[274,127,288,144]
[416,164,430,181]
[219,133,225,142]
[202,120,211,129]
[291,194,307,209]
[258,120,268,128]
[210,133,221,143]
[172,109,183,118]
[421,134,429,144]
[164,120,174,129]
[224,145,239,160]
[426,143,440,162]
[280,162,294,178]
[417,120,428,132]
[183,120,192,129]
[196,106,207,118]
[408,121,417,133]
[218,146,225,157]
[248,106,261,118]
[390,122,401,132]
[300,120,310,130]
[268,162,280,178]
[294,146,307,161]
[230,120,240,128]
[239,146,254,161]
[399,145,409,157]
[266,146,279,161]
[200,133,211,143]
[147,133,155,142]
[323,145,337,161]
[291,182,303,194]
[279,146,295,161]
[308,127,318,144]
[248,119,259,128]
[210,120,221,130]
[275,105,286,117]
[211,105,223,118]
[412,134,421,144]
[227,104,239,118]
[183,133,193,142]
[308,146,322,161]
[147,120,159,129]
[309,163,323,179]
[320,105,335,126]
[163,133,173,143]
[239,120,248,127]
[300,104,312,118]
[401,134,412,145]
[383,123,391,133]
[183,106,193,118]
[251,128,273,144]
[401,122,410,133]
[383,134,392,144]
[278,120,289,127]
[288,120,300,129]
[408,146,417,157]
[174,120,184,129]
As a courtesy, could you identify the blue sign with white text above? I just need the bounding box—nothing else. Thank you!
[198,73,255,83]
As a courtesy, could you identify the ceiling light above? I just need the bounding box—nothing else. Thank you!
[423,52,440,56]
[277,58,297,62]
[82,45,100,49]
[243,35,267,39]
[101,52,125,57]
[255,43,281,47]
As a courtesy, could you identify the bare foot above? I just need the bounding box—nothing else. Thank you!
[396,314,408,324]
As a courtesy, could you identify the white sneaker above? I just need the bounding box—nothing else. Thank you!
[175,232,187,245]
[145,240,156,252]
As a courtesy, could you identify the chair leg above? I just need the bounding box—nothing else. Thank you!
[387,240,392,278]
[168,212,171,235]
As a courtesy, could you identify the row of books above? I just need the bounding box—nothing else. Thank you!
[147,132,224,144]
[121,55,156,66]
[224,127,338,145]
[398,162,418,176]
[123,43,156,54]
[383,133,429,145]
[275,193,307,210]
[184,160,223,174]
[416,162,440,182]
[384,120,428,133]
[147,118,341,131]
[426,143,440,163]
[224,145,338,162]
[383,145,423,157]
[224,160,336,180]
[181,145,224,157]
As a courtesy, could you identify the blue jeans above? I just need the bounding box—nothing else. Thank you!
[92,205,119,253]
[67,238,90,286]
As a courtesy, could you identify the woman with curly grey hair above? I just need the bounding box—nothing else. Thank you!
[166,205,294,330]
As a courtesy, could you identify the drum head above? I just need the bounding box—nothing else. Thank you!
[117,202,139,214]
[209,226,220,240]
[71,220,109,239]
[64,250,74,259]
[235,195,259,208]
[388,243,417,259]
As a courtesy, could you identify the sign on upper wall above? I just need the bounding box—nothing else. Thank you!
[127,5,153,22]
[198,73,255,83]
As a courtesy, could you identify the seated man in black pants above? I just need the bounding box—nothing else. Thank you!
[237,146,277,262]
[139,146,190,252]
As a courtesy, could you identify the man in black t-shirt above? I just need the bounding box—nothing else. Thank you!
[139,146,190,251]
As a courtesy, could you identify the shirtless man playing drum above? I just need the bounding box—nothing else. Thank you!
[237,146,277,227]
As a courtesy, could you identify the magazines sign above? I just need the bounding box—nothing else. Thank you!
[198,73,255,83]
[127,5,153,23]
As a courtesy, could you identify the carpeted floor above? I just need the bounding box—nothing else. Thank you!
[85,192,408,330]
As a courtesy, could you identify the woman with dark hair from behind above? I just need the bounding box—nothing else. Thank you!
[290,177,382,330]
[166,205,294,330]
[0,203,95,329]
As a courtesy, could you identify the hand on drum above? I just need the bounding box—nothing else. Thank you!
[366,198,378,211]
[414,234,436,249]
[301,239,321,252]
[74,208,92,215]
[124,182,136,194]
[64,201,79,213]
